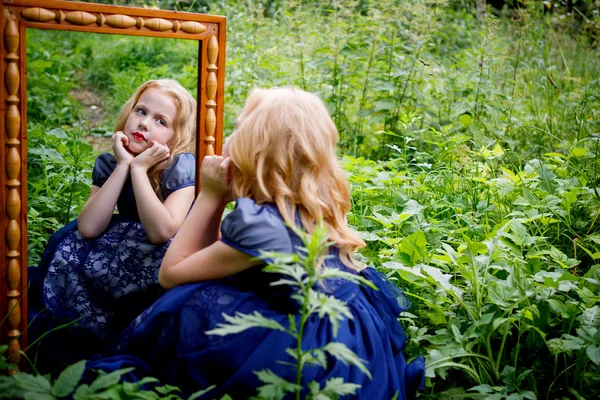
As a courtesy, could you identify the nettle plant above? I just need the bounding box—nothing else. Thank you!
[207,224,378,400]
[344,139,600,398]
[0,350,220,400]
[27,125,96,265]
[27,125,96,266]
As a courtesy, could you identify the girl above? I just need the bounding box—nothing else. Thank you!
[28,79,197,373]
[90,88,424,399]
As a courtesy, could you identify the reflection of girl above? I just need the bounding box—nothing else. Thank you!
[90,88,424,399]
[28,79,196,373]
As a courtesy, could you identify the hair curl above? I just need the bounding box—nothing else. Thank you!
[228,87,365,270]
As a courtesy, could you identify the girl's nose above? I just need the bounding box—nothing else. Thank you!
[139,118,149,130]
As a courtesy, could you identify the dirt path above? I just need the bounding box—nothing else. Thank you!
[71,87,112,153]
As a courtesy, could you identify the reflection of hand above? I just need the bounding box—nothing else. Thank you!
[130,141,171,172]
[201,156,232,202]
[112,132,134,165]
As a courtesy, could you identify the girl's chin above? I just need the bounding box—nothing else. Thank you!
[124,145,141,156]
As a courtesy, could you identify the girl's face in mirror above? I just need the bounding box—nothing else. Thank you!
[124,88,177,154]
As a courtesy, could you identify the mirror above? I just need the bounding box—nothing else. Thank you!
[0,0,226,368]
[26,29,199,265]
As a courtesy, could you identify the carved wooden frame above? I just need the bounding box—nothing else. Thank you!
[0,0,226,369]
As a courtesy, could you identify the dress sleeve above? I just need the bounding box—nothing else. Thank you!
[92,153,117,187]
[220,198,292,258]
[160,153,196,200]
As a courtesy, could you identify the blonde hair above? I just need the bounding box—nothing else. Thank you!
[114,79,196,200]
[228,87,366,270]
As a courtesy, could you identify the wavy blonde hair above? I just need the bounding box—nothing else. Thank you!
[114,79,196,200]
[228,87,366,270]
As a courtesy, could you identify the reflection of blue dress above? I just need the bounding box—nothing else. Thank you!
[89,198,425,399]
[28,152,195,374]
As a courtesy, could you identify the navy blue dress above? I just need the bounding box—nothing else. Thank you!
[88,198,425,399]
[28,152,195,374]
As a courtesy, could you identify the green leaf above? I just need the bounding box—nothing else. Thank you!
[303,349,328,369]
[586,345,600,365]
[459,113,473,125]
[487,281,521,308]
[73,384,91,399]
[522,391,537,400]
[130,389,159,399]
[156,384,185,395]
[89,368,134,392]
[254,369,300,399]
[537,164,557,194]
[507,220,534,246]
[569,147,589,157]
[323,342,372,379]
[13,373,52,393]
[89,386,122,400]
[310,377,360,398]
[469,384,494,394]
[561,334,585,351]
[206,311,288,336]
[320,267,378,290]
[25,393,54,400]
[374,100,396,111]
[421,265,464,297]
[188,385,217,400]
[47,128,69,139]
[52,359,86,397]
[307,290,353,337]
[397,231,428,265]
[581,306,600,328]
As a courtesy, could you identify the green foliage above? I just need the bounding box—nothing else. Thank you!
[27,126,96,265]
[0,347,222,400]
[346,139,600,397]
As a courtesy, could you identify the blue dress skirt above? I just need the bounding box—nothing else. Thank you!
[28,153,195,374]
[88,198,425,399]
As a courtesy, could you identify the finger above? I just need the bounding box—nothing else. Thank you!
[155,147,169,158]
[220,157,233,183]
[202,155,221,168]
[220,157,232,170]
[158,152,170,162]
[147,144,158,155]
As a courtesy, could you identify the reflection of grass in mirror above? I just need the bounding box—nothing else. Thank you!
[26,29,199,265]
[27,126,95,265]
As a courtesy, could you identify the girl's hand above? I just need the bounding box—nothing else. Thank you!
[201,156,232,202]
[130,141,171,172]
[112,132,135,165]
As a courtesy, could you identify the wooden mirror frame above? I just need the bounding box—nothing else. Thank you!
[0,0,226,367]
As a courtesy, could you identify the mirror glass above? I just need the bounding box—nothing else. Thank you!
[26,28,199,266]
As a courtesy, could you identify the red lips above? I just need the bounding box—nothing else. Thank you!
[132,132,147,142]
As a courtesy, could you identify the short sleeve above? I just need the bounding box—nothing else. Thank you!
[220,198,292,258]
[92,153,117,187]
[160,153,195,199]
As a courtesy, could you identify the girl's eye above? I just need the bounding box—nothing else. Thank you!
[136,108,146,115]
[157,119,166,126]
